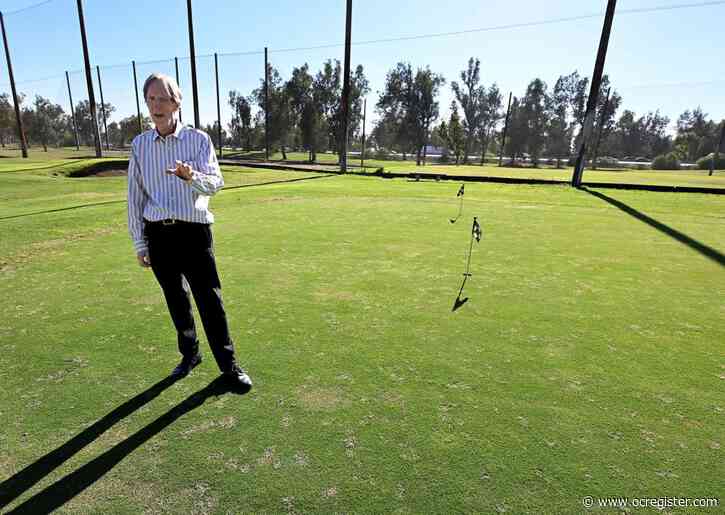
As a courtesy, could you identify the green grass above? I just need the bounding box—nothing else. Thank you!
[5,146,725,189]
[217,150,725,190]
[1,160,724,513]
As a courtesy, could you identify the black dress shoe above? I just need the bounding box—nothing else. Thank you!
[171,353,202,378]
[222,363,253,391]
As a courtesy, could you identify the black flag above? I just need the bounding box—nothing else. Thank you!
[472,217,482,242]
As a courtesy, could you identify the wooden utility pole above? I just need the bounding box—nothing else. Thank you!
[66,71,80,150]
[591,86,611,170]
[175,57,182,124]
[571,0,617,187]
[96,66,109,150]
[214,53,222,158]
[360,97,367,169]
[264,47,269,160]
[710,121,725,176]
[186,0,200,128]
[339,0,353,172]
[498,92,513,167]
[76,0,102,157]
[0,12,28,157]
[132,60,143,134]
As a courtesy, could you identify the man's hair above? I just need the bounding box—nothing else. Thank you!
[143,73,183,105]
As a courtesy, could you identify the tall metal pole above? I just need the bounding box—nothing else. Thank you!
[96,65,109,150]
[186,0,200,128]
[131,61,146,134]
[710,121,725,176]
[339,0,353,172]
[591,86,611,170]
[0,12,28,158]
[175,56,183,124]
[132,60,143,135]
[498,92,512,167]
[76,0,102,157]
[360,97,367,169]
[214,53,222,158]
[264,47,269,160]
[66,71,80,150]
[572,0,617,187]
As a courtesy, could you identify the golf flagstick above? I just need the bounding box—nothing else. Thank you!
[449,184,465,223]
[452,217,482,312]
[464,216,482,275]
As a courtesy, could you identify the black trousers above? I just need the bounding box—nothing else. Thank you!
[145,220,236,372]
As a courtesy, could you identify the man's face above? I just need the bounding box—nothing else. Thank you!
[145,80,179,128]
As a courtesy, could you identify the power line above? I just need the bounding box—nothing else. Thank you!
[271,0,725,52]
[2,0,725,84]
[4,0,57,16]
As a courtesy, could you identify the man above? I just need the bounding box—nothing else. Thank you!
[127,72,251,390]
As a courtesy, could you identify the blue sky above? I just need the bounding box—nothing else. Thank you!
[2,0,724,133]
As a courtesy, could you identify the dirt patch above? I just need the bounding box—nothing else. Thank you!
[93,169,127,177]
[67,159,129,177]
[296,385,349,411]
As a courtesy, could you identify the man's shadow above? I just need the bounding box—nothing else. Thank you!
[581,187,725,268]
[2,376,247,514]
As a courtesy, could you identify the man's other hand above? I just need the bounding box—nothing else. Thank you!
[166,160,193,181]
[137,252,151,268]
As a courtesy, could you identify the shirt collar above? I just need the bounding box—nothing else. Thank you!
[153,121,186,141]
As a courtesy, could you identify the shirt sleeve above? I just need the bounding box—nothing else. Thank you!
[189,133,224,196]
[127,144,149,254]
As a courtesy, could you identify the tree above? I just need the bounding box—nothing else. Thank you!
[73,100,114,147]
[446,101,465,164]
[377,62,440,165]
[228,90,252,150]
[569,71,589,146]
[31,95,66,151]
[21,105,34,148]
[0,93,14,147]
[521,78,549,166]
[504,97,527,165]
[203,121,227,147]
[317,60,369,161]
[546,75,574,167]
[376,62,415,160]
[410,67,445,165]
[117,114,151,147]
[674,107,718,162]
[370,113,399,156]
[612,109,670,159]
[451,58,483,164]
[285,63,328,162]
[285,64,313,149]
[477,84,502,165]
[300,100,327,162]
[590,77,622,168]
[253,64,291,159]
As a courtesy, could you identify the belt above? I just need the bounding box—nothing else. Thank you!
[145,218,191,226]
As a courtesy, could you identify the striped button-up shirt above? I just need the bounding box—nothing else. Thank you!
[127,123,224,254]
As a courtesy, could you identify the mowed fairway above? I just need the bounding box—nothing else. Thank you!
[1,163,724,513]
